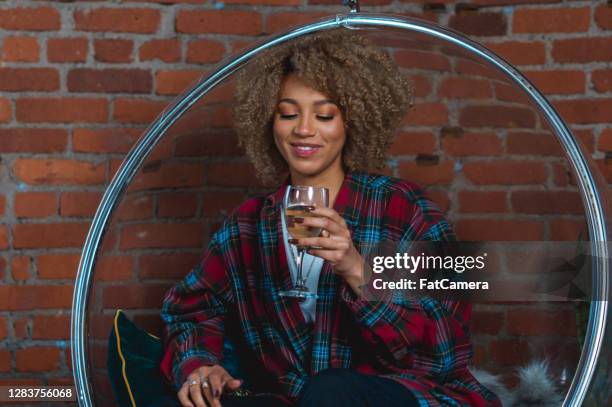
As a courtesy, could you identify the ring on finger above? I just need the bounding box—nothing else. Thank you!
[188,379,199,387]
[199,376,210,389]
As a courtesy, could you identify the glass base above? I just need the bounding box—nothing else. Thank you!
[279,285,318,301]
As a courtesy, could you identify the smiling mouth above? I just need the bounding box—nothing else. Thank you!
[291,143,322,157]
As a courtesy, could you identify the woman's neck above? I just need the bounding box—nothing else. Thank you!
[289,166,345,206]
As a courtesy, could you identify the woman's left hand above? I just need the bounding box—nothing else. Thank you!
[289,207,365,293]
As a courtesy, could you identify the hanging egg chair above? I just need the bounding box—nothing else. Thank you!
[71,6,610,407]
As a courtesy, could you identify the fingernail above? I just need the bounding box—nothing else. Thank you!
[294,218,304,223]
[213,388,219,398]
[306,205,316,212]
[289,238,298,244]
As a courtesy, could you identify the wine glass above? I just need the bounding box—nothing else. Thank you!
[279,185,329,300]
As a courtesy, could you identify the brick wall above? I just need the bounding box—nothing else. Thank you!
[0,0,610,403]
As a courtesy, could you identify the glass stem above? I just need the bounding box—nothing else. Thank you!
[295,247,306,287]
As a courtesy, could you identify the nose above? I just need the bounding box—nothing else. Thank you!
[293,114,315,137]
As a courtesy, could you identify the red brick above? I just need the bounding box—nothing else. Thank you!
[13,223,89,249]
[553,38,612,63]
[97,256,133,281]
[16,98,108,123]
[206,162,265,188]
[489,339,531,366]
[140,39,181,63]
[202,191,245,217]
[513,7,590,33]
[175,132,243,157]
[458,191,507,213]
[449,11,507,36]
[598,129,612,152]
[398,160,454,186]
[463,160,546,185]
[32,315,70,340]
[408,74,432,98]
[68,68,151,93]
[15,192,56,218]
[158,193,198,218]
[484,41,546,65]
[394,50,451,72]
[524,70,585,95]
[2,36,39,62]
[155,69,202,96]
[186,40,226,64]
[456,219,544,241]
[265,12,328,34]
[511,191,582,215]
[471,311,504,335]
[0,128,67,153]
[129,162,205,191]
[224,0,299,5]
[13,318,29,339]
[73,128,141,154]
[11,256,31,281]
[460,105,536,129]
[0,98,10,123]
[0,317,6,340]
[442,132,502,156]
[425,190,450,213]
[0,196,4,217]
[139,253,201,280]
[0,226,7,250]
[16,347,61,372]
[116,195,154,221]
[113,98,166,123]
[93,38,133,63]
[60,191,103,217]
[506,131,562,156]
[550,219,586,241]
[388,132,436,155]
[595,4,612,30]
[507,309,576,336]
[0,7,61,31]
[13,158,105,185]
[102,284,173,309]
[120,223,204,249]
[405,103,448,126]
[438,77,492,100]
[592,69,612,93]
[0,350,10,372]
[0,68,59,92]
[494,82,526,104]
[0,285,73,310]
[554,99,612,124]
[37,253,80,279]
[47,37,88,62]
[74,8,160,33]
[177,10,262,35]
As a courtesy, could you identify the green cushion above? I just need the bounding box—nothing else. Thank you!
[107,310,246,406]
[107,310,173,407]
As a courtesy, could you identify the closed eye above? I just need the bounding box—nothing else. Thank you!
[279,114,298,120]
[316,115,334,121]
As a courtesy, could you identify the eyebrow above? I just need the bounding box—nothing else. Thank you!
[278,98,337,107]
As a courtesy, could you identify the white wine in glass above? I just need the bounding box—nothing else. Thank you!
[279,186,329,300]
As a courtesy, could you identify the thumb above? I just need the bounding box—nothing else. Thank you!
[225,378,243,390]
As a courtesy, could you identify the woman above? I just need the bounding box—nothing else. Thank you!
[161,30,501,407]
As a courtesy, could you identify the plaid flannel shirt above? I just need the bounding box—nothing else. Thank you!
[161,171,501,406]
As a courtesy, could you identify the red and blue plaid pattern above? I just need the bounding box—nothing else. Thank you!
[161,171,501,406]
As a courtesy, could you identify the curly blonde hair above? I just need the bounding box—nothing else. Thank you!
[233,29,413,185]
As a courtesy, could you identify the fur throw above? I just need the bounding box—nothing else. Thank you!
[470,361,565,407]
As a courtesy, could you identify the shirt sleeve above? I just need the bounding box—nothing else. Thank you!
[340,192,473,379]
[160,234,234,390]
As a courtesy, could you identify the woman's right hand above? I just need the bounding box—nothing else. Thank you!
[177,364,242,407]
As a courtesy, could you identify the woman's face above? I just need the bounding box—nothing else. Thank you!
[273,74,346,181]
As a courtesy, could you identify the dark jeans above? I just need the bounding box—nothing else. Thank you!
[219,368,419,407]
